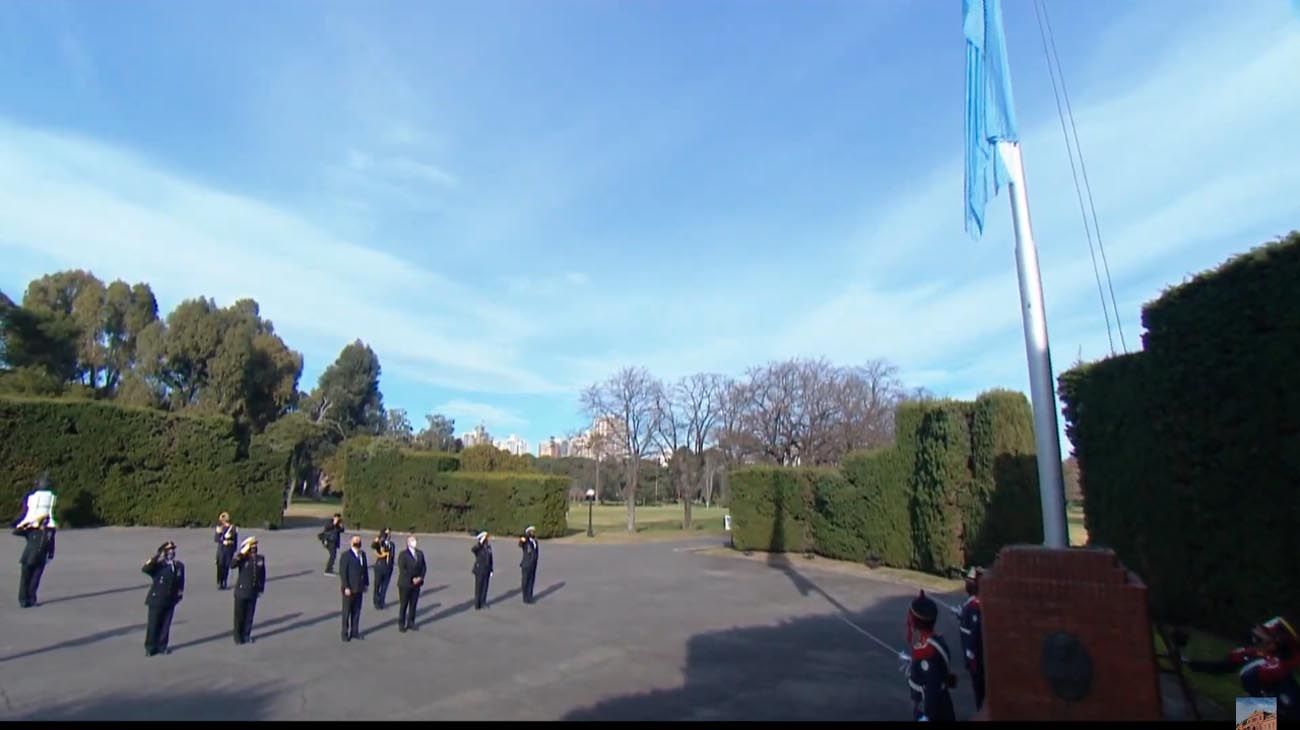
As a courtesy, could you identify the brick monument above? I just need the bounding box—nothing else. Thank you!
[979,546,1163,721]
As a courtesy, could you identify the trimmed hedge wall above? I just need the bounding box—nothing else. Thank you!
[729,467,820,552]
[911,402,972,573]
[966,390,1043,566]
[1059,231,1300,636]
[0,396,286,528]
[341,444,569,538]
[729,390,1044,576]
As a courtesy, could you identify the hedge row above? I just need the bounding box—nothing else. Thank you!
[0,396,286,528]
[1059,231,1300,636]
[341,443,569,538]
[731,390,1043,575]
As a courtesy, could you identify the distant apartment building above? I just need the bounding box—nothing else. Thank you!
[495,434,529,456]
[1237,710,1276,730]
[538,436,564,459]
[462,424,492,448]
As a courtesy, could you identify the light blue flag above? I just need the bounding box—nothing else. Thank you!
[964,0,1020,239]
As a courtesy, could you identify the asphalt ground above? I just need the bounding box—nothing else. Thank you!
[0,524,973,720]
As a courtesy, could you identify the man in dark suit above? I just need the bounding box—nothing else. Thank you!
[142,541,185,657]
[14,515,56,608]
[518,526,540,604]
[231,536,266,645]
[338,535,368,642]
[396,534,427,632]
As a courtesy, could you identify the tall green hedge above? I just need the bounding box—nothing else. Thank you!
[728,390,1045,577]
[341,444,569,537]
[0,396,286,527]
[911,402,971,574]
[839,447,912,566]
[728,467,818,552]
[1058,231,1300,636]
[965,390,1043,566]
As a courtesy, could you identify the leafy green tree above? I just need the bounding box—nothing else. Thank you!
[415,413,457,451]
[305,340,384,437]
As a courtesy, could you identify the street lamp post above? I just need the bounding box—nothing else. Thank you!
[585,488,596,538]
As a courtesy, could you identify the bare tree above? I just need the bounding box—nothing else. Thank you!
[672,373,725,527]
[581,366,661,532]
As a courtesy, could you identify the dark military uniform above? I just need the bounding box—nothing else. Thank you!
[15,524,56,608]
[519,532,539,604]
[471,537,493,610]
[957,595,985,709]
[1187,644,1300,720]
[371,533,395,610]
[142,546,185,656]
[214,522,238,589]
[905,593,957,722]
[319,519,345,574]
[231,547,266,644]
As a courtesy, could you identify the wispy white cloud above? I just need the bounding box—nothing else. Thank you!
[0,118,556,396]
[435,399,527,432]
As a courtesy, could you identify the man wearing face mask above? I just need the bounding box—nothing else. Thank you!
[142,541,185,657]
[231,536,266,645]
[338,535,369,642]
[396,534,427,632]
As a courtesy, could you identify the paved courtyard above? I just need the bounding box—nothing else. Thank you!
[0,524,974,721]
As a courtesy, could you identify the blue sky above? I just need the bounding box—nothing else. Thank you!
[1236,696,1276,724]
[1,1,1298,455]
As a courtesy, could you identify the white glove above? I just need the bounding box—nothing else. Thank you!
[898,651,912,674]
[951,605,962,617]
[918,715,929,722]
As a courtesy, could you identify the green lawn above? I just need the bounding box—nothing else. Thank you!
[566,502,728,535]
[1154,626,1238,719]
[1067,503,1088,547]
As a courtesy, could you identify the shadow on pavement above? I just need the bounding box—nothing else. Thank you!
[365,601,444,635]
[0,621,151,663]
[267,569,315,583]
[17,683,283,721]
[560,593,943,721]
[532,581,567,603]
[251,610,339,642]
[169,611,304,651]
[38,584,145,606]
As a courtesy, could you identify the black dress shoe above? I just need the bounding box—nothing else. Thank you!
[409,625,419,632]
[342,636,350,642]
[398,626,407,633]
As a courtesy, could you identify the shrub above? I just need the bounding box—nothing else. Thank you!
[728,467,817,553]
[0,396,286,528]
[840,447,913,568]
[965,390,1043,566]
[909,401,971,574]
[341,445,567,537]
[1058,231,1300,636]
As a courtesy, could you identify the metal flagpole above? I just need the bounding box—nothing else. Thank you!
[997,140,1069,549]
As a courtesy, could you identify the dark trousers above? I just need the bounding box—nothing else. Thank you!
[971,666,986,710]
[325,547,339,573]
[18,561,47,607]
[234,596,258,643]
[398,585,421,629]
[145,602,177,655]
[473,573,490,609]
[216,549,235,588]
[373,565,393,609]
[521,564,537,603]
[341,592,363,639]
